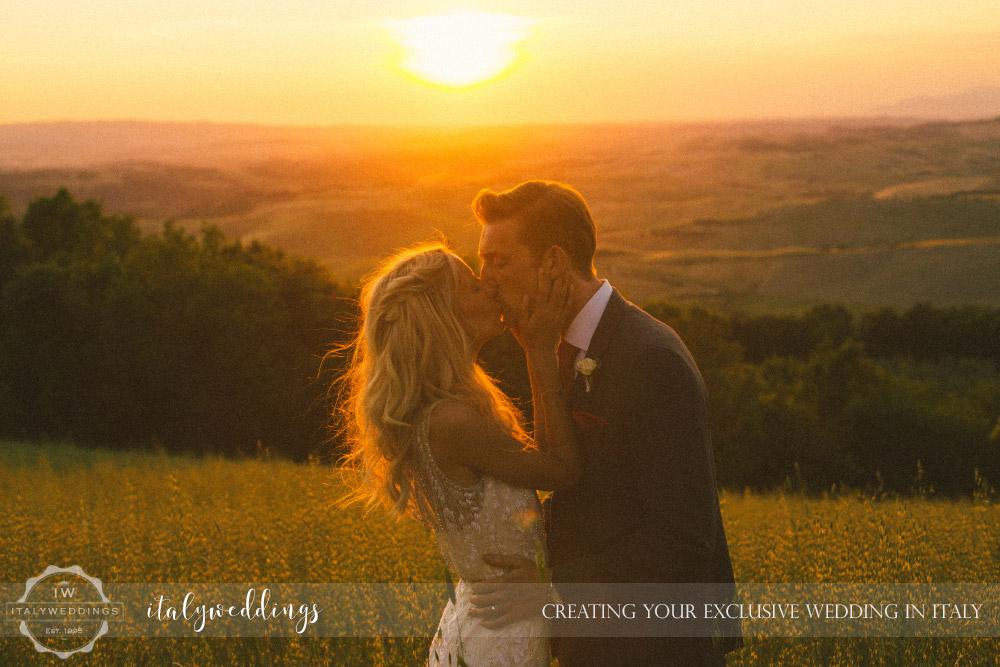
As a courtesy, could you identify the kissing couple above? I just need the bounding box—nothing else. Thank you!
[340,181,742,666]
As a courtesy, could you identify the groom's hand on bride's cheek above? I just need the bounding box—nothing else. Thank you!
[469,554,550,629]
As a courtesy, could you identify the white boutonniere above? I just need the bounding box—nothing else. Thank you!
[574,357,600,392]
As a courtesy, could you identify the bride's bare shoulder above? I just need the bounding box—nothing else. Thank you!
[425,400,483,484]
[427,400,521,459]
[427,400,490,450]
[428,399,480,431]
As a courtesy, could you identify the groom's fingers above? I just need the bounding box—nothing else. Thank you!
[468,586,516,625]
[469,589,542,627]
[469,583,514,610]
[468,594,508,617]
[481,553,535,572]
[479,606,525,629]
[469,585,507,604]
[470,554,536,610]
[470,556,544,622]
[473,588,551,629]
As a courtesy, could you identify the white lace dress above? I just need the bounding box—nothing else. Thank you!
[410,411,551,667]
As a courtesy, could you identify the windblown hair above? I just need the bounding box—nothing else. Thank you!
[472,180,598,277]
[337,243,526,518]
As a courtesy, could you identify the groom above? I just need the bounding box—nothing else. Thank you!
[469,181,741,665]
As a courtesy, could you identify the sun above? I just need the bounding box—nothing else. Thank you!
[384,12,536,89]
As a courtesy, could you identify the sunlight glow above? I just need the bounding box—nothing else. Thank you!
[384,12,536,89]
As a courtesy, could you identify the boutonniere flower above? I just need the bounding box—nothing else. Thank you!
[574,357,600,392]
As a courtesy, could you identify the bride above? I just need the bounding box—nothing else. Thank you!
[339,243,579,666]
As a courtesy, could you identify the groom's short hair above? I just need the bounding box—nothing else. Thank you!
[472,180,597,277]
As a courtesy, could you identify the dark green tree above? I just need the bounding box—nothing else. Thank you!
[0,190,354,460]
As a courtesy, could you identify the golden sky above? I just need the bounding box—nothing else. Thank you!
[2,0,998,125]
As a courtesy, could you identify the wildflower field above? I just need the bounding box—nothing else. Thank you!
[1,440,997,666]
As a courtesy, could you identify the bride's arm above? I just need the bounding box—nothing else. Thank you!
[431,269,580,491]
[430,396,579,491]
[521,307,580,482]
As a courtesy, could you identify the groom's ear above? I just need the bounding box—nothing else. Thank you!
[542,245,570,277]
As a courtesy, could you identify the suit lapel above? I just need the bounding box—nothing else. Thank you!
[567,288,629,406]
[548,291,629,535]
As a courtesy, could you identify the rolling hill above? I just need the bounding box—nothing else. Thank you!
[2,117,999,312]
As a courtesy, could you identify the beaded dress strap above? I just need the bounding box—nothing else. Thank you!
[410,407,484,531]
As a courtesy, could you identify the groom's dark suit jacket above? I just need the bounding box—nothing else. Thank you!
[547,288,742,666]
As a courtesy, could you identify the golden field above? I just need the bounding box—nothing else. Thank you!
[1,440,997,665]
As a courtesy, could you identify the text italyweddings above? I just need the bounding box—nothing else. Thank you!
[147,587,321,634]
[7,602,122,619]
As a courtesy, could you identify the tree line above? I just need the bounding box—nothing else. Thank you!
[0,189,354,460]
[1,190,997,494]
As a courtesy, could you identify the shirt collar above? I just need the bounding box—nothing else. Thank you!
[563,280,612,353]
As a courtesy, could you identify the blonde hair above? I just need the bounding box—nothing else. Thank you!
[337,243,526,518]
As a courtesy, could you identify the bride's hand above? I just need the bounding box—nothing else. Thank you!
[516,267,573,356]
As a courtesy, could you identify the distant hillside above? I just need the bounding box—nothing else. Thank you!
[874,176,1000,200]
[877,87,1000,121]
[0,121,385,169]
[650,198,1000,251]
[2,117,999,312]
[613,197,1000,311]
[0,118,927,170]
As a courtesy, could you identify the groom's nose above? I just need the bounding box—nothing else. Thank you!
[482,280,498,298]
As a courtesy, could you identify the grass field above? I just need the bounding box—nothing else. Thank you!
[1,440,997,665]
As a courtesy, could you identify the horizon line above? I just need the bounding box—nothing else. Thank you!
[3,114,997,131]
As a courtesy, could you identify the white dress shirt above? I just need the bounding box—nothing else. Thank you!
[562,279,613,373]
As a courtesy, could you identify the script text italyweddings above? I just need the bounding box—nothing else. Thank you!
[146,587,321,634]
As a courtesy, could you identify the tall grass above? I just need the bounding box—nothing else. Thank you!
[1,441,996,665]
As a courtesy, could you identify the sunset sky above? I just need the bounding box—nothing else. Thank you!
[3,0,998,126]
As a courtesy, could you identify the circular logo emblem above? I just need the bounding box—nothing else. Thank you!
[8,565,123,658]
